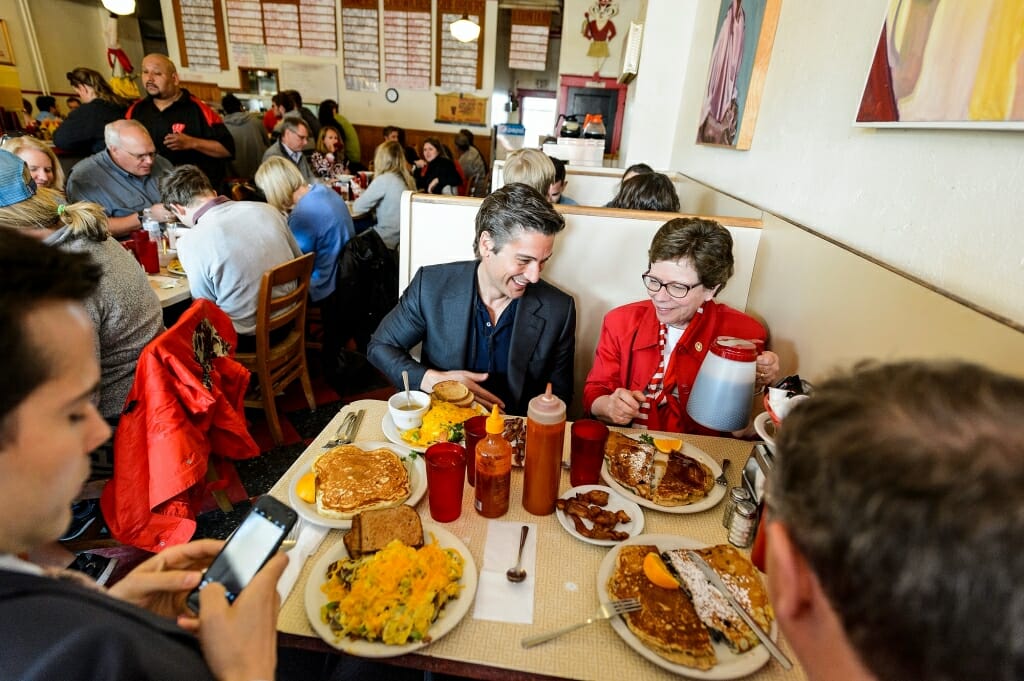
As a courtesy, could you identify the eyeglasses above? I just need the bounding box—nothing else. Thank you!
[122,149,157,161]
[642,272,701,299]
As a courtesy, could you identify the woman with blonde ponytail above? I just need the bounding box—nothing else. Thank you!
[0,152,162,419]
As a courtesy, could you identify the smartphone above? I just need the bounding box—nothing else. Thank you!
[187,495,297,613]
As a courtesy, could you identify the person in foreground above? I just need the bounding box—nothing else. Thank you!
[766,360,1024,681]
[584,217,779,434]
[368,183,576,414]
[0,229,286,681]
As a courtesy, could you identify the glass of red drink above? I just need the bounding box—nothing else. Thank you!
[569,419,608,487]
[425,442,466,522]
[462,415,487,487]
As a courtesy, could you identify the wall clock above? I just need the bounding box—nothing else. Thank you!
[385,88,399,103]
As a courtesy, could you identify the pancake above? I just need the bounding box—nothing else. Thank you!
[663,544,774,654]
[651,449,715,507]
[608,544,716,670]
[313,444,411,519]
[604,431,657,499]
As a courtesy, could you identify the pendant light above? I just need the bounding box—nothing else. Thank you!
[101,0,136,15]
[450,13,480,42]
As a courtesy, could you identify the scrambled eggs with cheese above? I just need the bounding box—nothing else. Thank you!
[401,401,482,448]
[320,538,464,645]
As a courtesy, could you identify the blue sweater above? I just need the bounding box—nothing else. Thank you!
[289,183,354,302]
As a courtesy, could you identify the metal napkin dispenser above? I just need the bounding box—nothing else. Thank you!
[741,442,774,505]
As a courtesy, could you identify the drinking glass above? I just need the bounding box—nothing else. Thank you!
[569,419,609,487]
[462,415,487,487]
[425,442,466,522]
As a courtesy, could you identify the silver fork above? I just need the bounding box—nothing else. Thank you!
[716,458,731,486]
[521,598,642,648]
[322,410,358,448]
[279,516,305,552]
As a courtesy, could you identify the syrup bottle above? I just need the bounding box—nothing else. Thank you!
[474,405,512,518]
[522,383,566,515]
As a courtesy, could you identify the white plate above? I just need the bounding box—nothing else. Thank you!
[287,440,426,529]
[304,522,478,657]
[600,440,725,514]
[597,534,772,679]
[555,484,645,546]
[382,412,426,453]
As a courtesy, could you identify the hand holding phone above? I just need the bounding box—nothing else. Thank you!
[187,496,297,613]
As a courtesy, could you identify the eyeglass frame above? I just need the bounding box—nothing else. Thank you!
[118,147,157,161]
[641,271,702,299]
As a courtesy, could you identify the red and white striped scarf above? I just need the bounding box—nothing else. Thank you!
[634,323,669,429]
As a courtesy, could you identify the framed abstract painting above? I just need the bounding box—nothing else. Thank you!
[696,0,782,150]
[856,0,1024,129]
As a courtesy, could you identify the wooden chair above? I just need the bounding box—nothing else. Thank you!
[235,253,317,445]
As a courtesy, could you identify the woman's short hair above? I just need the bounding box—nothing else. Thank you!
[648,217,734,294]
[254,156,305,212]
[1,136,65,192]
[609,173,680,212]
[502,149,555,196]
[374,141,415,190]
[421,136,451,160]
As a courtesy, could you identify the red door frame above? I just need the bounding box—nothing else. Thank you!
[557,75,628,154]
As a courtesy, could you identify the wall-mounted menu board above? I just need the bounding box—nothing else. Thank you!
[225,0,337,57]
[173,0,229,71]
[341,0,380,90]
[509,9,549,72]
[298,0,337,56]
[383,0,432,90]
[436,0,484,91]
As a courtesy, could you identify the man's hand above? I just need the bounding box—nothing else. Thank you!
[148,203,174,223]
[107,539,223,628]
[755,350,781,389]
[198,552,287,681]
[163,132,194,151]
[592,388,647,425]
[422,369,504,411]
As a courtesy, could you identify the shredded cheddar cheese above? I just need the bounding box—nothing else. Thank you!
[320,537,464,645]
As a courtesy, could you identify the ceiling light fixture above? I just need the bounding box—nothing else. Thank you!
[101,0,137,15]
[450,14,480,42]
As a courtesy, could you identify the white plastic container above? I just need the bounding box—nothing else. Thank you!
[686,337,758,431]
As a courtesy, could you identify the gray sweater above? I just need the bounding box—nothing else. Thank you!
[45,228,163,418]
[352,172,410,249]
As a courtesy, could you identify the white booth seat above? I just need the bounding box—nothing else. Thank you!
[398,191,763,414]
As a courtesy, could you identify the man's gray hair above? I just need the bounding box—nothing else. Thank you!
[281,115,308,137]
[104,119,152,150]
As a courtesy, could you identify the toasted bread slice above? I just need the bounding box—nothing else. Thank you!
[313,445,411,519]
[608,544,716,670]
[343,515,361,557]
[432,380,474,408]
[350,505,423,557]
[663,544,774,654]
[604,432,657,500]
[651,449,715,506]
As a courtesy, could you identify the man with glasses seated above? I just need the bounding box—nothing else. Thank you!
[261,117,315,184]
[66,120,174,237]
[584,217,780,435]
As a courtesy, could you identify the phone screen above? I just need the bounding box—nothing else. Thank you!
[188,499,294,611]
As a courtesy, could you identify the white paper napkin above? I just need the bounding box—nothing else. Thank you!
[472,520,537,624]
[276,522,329,604]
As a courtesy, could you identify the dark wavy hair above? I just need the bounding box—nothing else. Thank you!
[473,183,565,257]
[648,217,733,294]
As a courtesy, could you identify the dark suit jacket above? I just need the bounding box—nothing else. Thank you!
[367,260,576,415]
[0,570,215,681]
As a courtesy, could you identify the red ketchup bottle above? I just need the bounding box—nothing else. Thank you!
[474,405,512,518]
[522,383,566,515]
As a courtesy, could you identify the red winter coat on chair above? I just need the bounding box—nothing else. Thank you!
[100,299,259,552]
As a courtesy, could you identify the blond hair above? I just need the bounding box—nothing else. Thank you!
[254,156,305,212]
[374,141,415,190]
[0,186,107,241]
[2,136,65,192]
[502,148,555,195]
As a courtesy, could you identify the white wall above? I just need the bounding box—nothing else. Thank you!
[637,0,1024,327]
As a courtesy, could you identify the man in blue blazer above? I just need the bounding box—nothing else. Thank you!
[368,183,576,415]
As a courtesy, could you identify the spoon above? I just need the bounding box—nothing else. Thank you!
[506,525,530,583]
[402,370,411,405]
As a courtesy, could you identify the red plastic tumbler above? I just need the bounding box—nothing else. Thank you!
[425,442,466,522]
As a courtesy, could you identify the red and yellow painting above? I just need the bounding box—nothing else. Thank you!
[857,0,1024,128]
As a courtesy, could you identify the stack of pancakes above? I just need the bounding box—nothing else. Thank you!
[607,543,773,669]
[604,432,715,506]
[313,444,411,519]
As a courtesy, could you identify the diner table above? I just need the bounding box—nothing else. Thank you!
[148,267,190,308]
[270,399,807,681]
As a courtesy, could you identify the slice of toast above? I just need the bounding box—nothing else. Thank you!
[663,544,774,654]
[607,544,716,670]
[348,505,423,558]
[343,514,361,557]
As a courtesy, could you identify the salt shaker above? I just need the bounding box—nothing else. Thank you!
[728,501,758,548]
[722,486,753,528]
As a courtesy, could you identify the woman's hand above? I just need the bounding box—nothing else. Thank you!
[427,177,439,193]
[107,539,223,629]
[592,389,647,425]
[755,350,781,388]
[414,159,427,169]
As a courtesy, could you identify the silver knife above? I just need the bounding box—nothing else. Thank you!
[684,551,793,670]
[346,408,366,443]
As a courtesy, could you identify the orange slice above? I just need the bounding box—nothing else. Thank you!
[642,552,679,589]
[653,437,683,453]
[296,472,316,503]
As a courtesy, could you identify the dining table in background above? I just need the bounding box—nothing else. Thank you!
[148,266,190,308]
[271,399,807,681]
